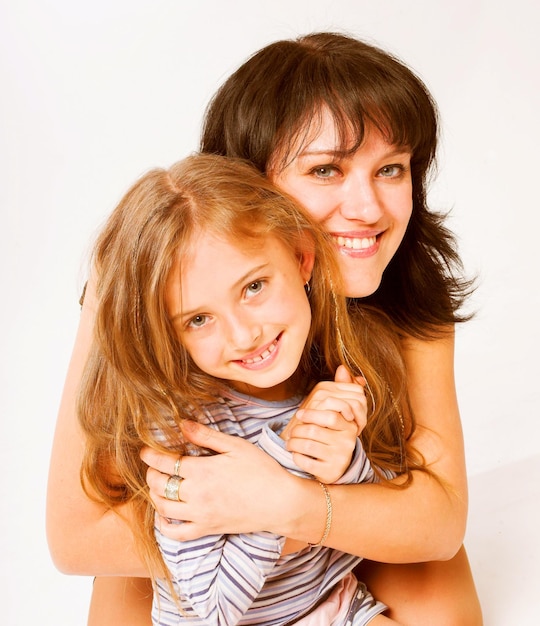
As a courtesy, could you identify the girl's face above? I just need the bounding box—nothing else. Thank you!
[166,231,313,401]
[271,110,413,298]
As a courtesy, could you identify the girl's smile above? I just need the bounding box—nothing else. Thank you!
[234,332,282,368]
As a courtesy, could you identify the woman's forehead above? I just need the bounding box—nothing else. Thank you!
[271,106,408,170]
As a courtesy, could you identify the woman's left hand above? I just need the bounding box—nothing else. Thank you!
[141,422,299,541]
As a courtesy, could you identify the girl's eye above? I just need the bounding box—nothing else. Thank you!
[378,164,405,178]
[187,314,208,329]
[245,280,264,298]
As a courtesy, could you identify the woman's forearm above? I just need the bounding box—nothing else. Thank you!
[279,471,465,563]
[46,277,148,577]
[48,497,147,576]
[88,577,153,626]
[279,331,467,561]
[150,442,465,562]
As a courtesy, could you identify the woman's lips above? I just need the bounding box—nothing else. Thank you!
[334,235,377,250]
[332,234,380,257]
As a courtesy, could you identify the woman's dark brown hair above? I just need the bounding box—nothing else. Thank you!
[201,32,473,338]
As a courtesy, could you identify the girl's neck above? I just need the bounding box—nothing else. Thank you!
[227,380,294,402]
[222,370,305,403]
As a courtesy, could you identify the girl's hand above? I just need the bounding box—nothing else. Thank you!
[280,365,367,483]
[141,424,297,542]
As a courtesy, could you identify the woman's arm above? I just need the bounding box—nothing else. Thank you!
[88,577,153,626]
[144,330,467,563]
[46,277,147,576]
[329,329,467,561]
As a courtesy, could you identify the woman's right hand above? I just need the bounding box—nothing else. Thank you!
[141,423,304,542]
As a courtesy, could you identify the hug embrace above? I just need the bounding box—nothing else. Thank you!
[47,32,482,625]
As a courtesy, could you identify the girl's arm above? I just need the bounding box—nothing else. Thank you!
[46,276,147,576]
[144,330,467,563]
[158,529,284,625]
[151,411,373,625]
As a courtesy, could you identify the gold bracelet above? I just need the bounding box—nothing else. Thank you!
[309,481,332,547]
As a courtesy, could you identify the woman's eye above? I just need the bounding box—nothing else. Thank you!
[188,314,208,328]
[310,165,338,179]
[378,164,404,178]
[246,280,264,297]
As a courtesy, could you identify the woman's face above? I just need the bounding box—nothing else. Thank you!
[271,110,413,298]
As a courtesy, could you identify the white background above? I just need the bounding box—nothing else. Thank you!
[1,0,539,623]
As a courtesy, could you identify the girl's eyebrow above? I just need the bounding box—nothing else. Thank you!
[171,262,270,322]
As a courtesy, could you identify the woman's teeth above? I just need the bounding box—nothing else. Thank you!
[335,235,376,249]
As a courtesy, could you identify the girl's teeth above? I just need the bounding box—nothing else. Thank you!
[242,339,276,364]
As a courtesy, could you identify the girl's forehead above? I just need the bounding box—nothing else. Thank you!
[178,229,272,267]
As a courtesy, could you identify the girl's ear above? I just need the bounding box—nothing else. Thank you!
[296,231,316,283]
[299,250,315,283]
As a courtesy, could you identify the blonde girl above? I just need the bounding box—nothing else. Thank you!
[77,154,419,624]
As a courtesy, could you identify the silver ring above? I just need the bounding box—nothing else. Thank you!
[164,475,183,501]
[173,457,182,477]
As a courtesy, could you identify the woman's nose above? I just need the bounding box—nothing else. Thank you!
[339,177,384,223]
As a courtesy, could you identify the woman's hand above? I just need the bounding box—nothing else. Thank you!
[281,365,367,483]
[141,423,299,541]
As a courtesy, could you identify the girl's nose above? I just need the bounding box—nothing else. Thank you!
[226,312,262,350]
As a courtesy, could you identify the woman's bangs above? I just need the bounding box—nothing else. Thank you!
[271,51,436,172]
[276,91,424,169]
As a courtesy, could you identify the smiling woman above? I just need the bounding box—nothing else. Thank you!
[271,116,414,297]
[142,31,480,624]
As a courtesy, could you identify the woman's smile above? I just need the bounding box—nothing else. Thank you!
[332,231,381,257]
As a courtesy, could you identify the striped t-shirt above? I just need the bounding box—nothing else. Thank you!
[153,389,378,625]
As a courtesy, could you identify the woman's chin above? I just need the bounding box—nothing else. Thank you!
[343,275,382,299]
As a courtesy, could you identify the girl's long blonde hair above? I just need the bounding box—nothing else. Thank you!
[78,153,422,579]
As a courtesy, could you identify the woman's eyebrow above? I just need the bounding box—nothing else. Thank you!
[297,146,410,159]
[296,148,347,158]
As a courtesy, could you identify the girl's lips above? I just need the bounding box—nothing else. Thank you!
[235,333,282,369]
